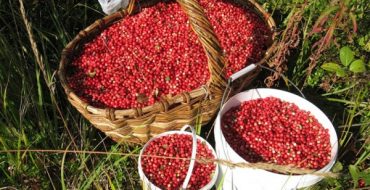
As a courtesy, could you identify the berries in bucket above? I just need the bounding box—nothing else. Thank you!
[214,88,338,189]
[222,96,331,169]
[138,125,218,190]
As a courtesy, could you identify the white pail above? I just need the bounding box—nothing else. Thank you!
[214,88,338,190]
[138,125,219,190]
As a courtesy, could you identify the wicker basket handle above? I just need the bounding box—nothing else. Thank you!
[176,0,227,89]
[125,0,136,14]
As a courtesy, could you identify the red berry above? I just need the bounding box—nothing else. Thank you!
[358,178,366,188]
[221,97,331,170]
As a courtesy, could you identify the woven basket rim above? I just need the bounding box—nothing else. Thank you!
[58,0,277,118]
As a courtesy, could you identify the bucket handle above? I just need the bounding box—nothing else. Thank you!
[180,125,198,190]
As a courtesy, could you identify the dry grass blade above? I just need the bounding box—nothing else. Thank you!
[17,0,50,106]
[18,0,78,151]
[207,159,338,178]
[0,149,339,178]
[18,0,47,84]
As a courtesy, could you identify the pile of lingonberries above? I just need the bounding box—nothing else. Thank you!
[222,97,331,170]
[67,0,271,109]
[141,134,216,189]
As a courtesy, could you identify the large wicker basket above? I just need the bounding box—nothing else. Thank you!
[58,0,276,143]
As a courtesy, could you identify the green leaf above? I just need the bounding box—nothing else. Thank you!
[340,46,354,66]
[358,35,370,52]
[336,69,346,77]
[324,177,342,189]
[321,62,344,74]
[349,165,360,188]
[349,59,366,73]
[332,161,343,172]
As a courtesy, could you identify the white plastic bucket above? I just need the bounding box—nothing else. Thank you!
[138,125,219,190]
[214,88,339,190]
[98,0,129,15]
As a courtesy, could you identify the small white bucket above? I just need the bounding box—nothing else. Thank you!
[214,88,339,190]
[138,125,219,190]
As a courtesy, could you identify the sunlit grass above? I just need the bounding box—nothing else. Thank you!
[0,0,368,189]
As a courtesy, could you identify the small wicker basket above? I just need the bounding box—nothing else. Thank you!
[58,0,276,144]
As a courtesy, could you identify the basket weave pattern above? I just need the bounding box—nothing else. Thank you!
[58,0,276,143]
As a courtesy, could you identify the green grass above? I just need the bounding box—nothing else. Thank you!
[0,1,140,189]
[0,0,369,189]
